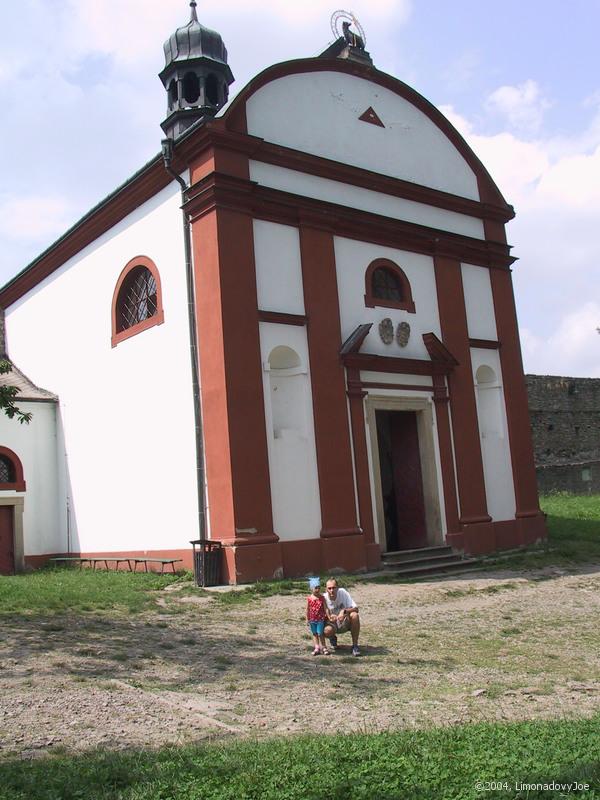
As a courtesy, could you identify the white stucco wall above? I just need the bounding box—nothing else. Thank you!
[246,71,479,200]
[5,179,200,555]
[250,162,484,240]
[334,237,442,361]
[253,220,305,314]
[258,323,322,541]
[0,401,61,556]
[461,263,498,340]
[471,348,516,521]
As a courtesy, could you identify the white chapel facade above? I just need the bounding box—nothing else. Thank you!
[0,6,546,582]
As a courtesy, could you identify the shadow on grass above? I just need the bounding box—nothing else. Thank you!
[0,611,400,692]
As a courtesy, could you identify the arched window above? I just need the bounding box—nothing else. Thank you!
[183,72,200,104]
[168,79,178,108]
[205,74,219,106]
[0,447,25,491]
[111,256,164,347]
[364,258,416,313]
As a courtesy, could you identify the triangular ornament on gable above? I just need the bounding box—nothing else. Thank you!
[359,106,385,128]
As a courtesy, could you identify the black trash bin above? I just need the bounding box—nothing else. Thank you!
[190,539,222,587]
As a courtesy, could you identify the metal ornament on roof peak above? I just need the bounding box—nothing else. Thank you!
[189,0,198,22]
[379,318,394,345]
[330,10,367,49]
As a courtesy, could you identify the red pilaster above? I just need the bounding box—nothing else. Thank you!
[299,225,362,545]
[490,268,545,540]
[346,368,379,569]
[432,375,461,537]
[434,256,491,529]
[191,206,281,582]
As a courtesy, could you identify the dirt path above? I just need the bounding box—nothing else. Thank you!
[2,566,600,758]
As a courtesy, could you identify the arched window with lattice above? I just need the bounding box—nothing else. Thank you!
[111,256,165,347]
[0,447,26,491]
[364,258,416,313]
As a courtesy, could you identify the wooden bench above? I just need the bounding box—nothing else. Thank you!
[49,557,183,574]
[131,558,183,574]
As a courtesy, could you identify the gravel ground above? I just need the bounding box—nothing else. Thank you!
[2,565,600,758]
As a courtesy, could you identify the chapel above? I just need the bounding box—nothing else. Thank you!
[0,6,546,582]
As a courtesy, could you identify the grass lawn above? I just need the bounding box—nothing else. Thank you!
[541,493,600,561]
[0,568,182,615]
[470,493,600,572]
[1,716,599,800]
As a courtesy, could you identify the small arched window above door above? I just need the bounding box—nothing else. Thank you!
[0,446,26,491]
[111,256,165,347]
[364,258,416,313]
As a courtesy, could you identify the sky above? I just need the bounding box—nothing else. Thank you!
[1,0,599,377]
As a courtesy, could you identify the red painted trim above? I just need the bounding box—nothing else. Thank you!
[350,380,433,393]
[191,205,279,549]
[431,375,460,534]
[0,446,26,491]
[346,367,375,545]
[423,333,460,366]
[258,310,307,326]
[489,269,542,518]
[111,256,165,347]
[252,140,512,224]
[184,173,515,270]
[469,338,500,349]
[364,258,416,312]
[223,58,511,212]
[342,352,451,376]
[359,106,385,128]
[299,225,361,539]
[433,256,490,525]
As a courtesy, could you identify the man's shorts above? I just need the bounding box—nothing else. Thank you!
[326,615,352,634]
[309,620,325,635]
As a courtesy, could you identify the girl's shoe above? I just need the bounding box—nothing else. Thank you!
[322,648,330,655]
[312,646,321,656]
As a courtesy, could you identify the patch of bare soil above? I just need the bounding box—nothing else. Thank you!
[2,566,600,758]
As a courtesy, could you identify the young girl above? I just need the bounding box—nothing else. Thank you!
[306,577,330,655]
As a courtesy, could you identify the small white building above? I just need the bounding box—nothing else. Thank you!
[0,6,546,581]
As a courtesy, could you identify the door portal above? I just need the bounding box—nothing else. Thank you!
[0,506,14,575]
[375,410,428,552]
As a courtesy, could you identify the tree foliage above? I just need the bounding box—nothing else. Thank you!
[0,360,32,424]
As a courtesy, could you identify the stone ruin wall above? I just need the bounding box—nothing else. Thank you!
[526,375,600,494]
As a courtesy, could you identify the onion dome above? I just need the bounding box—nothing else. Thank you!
[163,1,229,69]
[159,1,234,140]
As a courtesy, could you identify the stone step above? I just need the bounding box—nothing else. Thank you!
[381,556,481,579]
[382,552,468,570]
[381,545,453,564]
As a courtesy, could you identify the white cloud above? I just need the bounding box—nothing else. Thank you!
[441,95,600,378]
[521,304,600,378]
[485,80,551,134]
[64,0,411,64]
[0,195,72,242]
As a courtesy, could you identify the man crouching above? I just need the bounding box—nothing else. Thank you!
[323,578,361,656]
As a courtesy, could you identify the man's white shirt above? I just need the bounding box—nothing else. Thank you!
[324,587,356,616]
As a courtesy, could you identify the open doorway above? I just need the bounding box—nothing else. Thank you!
[367,397,443,554]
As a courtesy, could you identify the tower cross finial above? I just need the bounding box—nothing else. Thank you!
[190,0,198,22]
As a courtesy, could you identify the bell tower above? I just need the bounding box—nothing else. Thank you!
[159,1,234,140]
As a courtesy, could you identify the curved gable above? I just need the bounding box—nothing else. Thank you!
[224,59,505,205]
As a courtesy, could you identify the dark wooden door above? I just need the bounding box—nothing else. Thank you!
[0,506,14,575]
[376,410,427,551]
[390,411,427,550]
